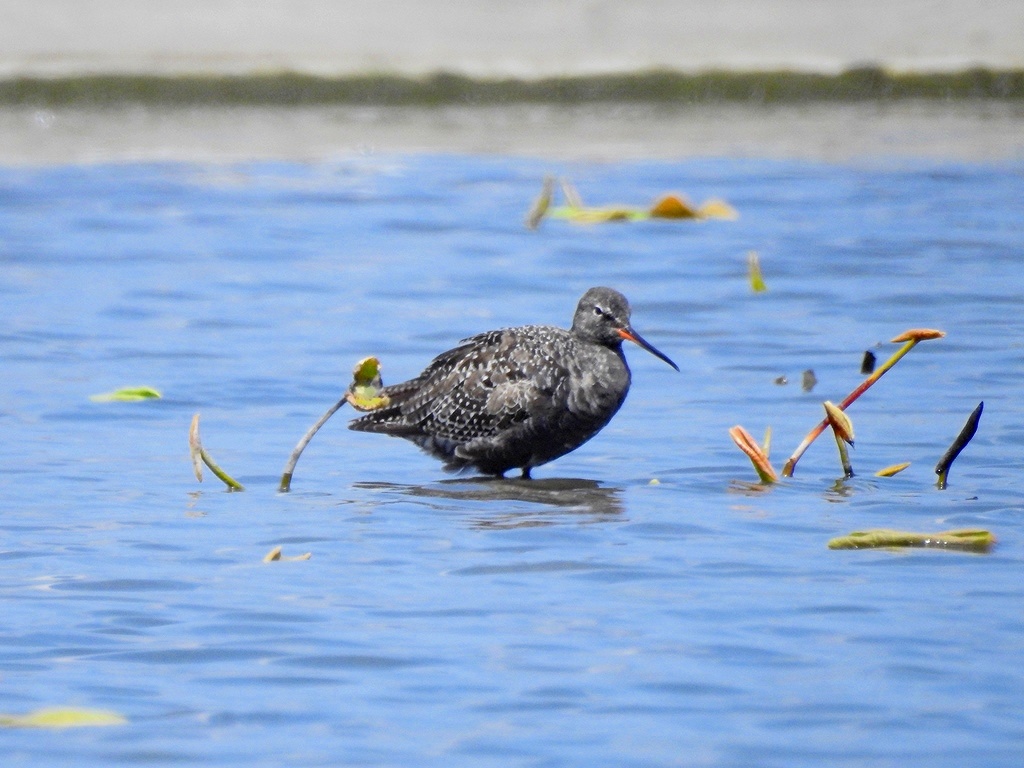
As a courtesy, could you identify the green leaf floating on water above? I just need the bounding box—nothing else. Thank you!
[828,528,995,552]
[90,386,162,402]
[0,707,127,728]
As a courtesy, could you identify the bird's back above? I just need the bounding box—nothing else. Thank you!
[349,324,630,475]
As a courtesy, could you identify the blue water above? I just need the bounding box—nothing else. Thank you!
[2,153,1023,766]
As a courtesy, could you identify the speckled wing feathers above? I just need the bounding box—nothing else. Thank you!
[351,326,570,441]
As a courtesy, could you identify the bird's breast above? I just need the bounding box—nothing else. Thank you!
[566,345,631,418]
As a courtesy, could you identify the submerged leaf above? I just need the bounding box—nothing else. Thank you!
[0,708,127,728]
[828,528,995,552]
[90,386,162,402]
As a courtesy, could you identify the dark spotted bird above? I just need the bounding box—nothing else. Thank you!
[348,287,679,478]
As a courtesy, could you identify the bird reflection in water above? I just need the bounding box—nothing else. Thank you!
[352,477,624,529]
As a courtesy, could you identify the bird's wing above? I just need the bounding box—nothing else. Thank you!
[390,327,572,443]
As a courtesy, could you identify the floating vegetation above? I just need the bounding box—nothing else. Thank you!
[801,369,817,393]
[780,328,945,477]
[875,462,911,477]
[828,528,996,553]
[935,401,984,490]
[526,177,736,228]
[280,356,389,492]
[729,327,968,487]
[0,708,127,728]
[728,425,777,484]
[263,546,312,563]
[89,386,161,402]
[189,414,245,491]
[724,327,994,547]
[823,401,855,478]
[747,251,767,293]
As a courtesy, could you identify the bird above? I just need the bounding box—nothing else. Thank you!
[348,286,679,478]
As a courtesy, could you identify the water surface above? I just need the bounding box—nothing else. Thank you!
[2,153,1023,766]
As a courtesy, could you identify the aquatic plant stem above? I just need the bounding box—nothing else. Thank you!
[935,401,984,490]
[279,356,389,492]
[832,430,854,478]
[823,401,855,478]
[782,330,943,477]
[279,395,348,492]
[188,414,244,491]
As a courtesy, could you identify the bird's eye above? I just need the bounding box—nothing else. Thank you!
[593,306,604,316]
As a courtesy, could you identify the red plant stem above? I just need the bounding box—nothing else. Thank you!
[782,338,919,477]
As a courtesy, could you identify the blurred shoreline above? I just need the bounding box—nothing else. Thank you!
[4,1,1021,164]
[3,101,1021,165]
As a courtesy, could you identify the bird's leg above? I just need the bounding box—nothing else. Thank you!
[520,467,532,479]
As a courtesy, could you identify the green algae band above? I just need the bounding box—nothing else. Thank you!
[3,68,1022,106]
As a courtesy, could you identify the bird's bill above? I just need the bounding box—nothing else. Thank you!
[618,327,679,371]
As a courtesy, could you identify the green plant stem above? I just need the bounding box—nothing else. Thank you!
[200,448,244,491]
[833,430,854,478]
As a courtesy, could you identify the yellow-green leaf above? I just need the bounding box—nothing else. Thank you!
[346,356,390,412]
[875,462,911,477]
[90,386,162,403]
[823,401,855,445]
[0,708,127,728]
